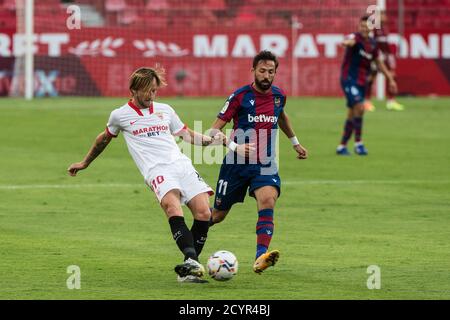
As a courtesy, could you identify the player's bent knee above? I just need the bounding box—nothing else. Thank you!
[163,205,183,218]
[160,199,183,218]
[354,103,365,115]
[258,196,276,209]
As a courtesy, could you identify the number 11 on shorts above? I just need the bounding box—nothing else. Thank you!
[218,179,228,195]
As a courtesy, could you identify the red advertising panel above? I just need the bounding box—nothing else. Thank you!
[1,26,449,96]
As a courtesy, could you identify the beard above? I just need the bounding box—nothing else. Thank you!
[137,96,152,108]
[255,78,272,91]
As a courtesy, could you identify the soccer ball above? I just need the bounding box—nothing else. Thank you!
[206,250,238,281]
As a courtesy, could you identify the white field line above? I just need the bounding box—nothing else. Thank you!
[0,180,449,190]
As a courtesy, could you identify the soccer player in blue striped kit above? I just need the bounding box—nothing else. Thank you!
[208,51,308,274]
[337,15,397,156]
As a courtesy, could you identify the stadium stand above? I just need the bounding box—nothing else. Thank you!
[2,0,450,30]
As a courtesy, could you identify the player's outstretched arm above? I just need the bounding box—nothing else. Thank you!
[341,38,356,47]
[208,118,255,157]
[175,127,220,146]
[278,110,308,160]
[67,130,113,176]
[376,58,398,94]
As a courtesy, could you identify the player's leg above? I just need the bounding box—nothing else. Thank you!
[337,107,354,155]
[148,172,199,262]
[385,67,405,111]
[160,190,206,280]
[352,101,368,155]
[254,185,278,257]
[186,192,211,258]
[252,185,280,273]
[160,190,198,262]
[176,161,214,258]
[168,162,214,283]
[338,80,364,155]
[364,66,377,112]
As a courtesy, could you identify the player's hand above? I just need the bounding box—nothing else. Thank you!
[294,144,308,160]
[236,143,256,158]
[67,161,88,176]
[388,80,398,95]
[211,132,227,145]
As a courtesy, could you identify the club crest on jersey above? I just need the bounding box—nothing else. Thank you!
[274,97,281,107]
[155,112,164,120]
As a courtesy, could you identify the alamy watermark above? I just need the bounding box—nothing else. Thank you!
[66,5,81,30]
[175,121,280,176]
[66,265,81,289]
[366,5,381,30]
[366,265,381,289]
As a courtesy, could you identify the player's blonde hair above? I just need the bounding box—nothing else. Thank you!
[129,66,167,95]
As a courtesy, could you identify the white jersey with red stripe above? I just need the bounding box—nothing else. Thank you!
[106,100,190,181]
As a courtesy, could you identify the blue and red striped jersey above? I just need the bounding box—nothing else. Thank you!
[218,84,286,165]
[341,32,379,86]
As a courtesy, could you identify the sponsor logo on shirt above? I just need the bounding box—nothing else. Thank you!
[247,114,278,123]
[133,125,169,136]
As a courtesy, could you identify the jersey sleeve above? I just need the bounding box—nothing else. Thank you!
[169,108,186,135]
[106,109,121,137]
[217,93,240,123]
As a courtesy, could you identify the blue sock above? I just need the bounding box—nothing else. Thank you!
[256,209,274,259]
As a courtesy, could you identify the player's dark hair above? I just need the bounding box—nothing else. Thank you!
[129,66,167,94]
[360,15,370,22]
[253,50,279,70]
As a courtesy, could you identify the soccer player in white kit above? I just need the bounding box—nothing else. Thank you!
[68,67,223,283]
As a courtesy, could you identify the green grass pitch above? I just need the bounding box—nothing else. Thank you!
[0,96,449,299]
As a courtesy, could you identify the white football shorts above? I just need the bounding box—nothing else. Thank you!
[145,159,213,205]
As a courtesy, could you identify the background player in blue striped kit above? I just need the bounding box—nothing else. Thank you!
[208,51,308,274]
[337,15,397,156]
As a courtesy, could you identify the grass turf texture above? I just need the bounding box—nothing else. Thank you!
[0,97,449,299]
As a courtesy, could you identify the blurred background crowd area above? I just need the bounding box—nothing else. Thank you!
[1,0,450,31]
